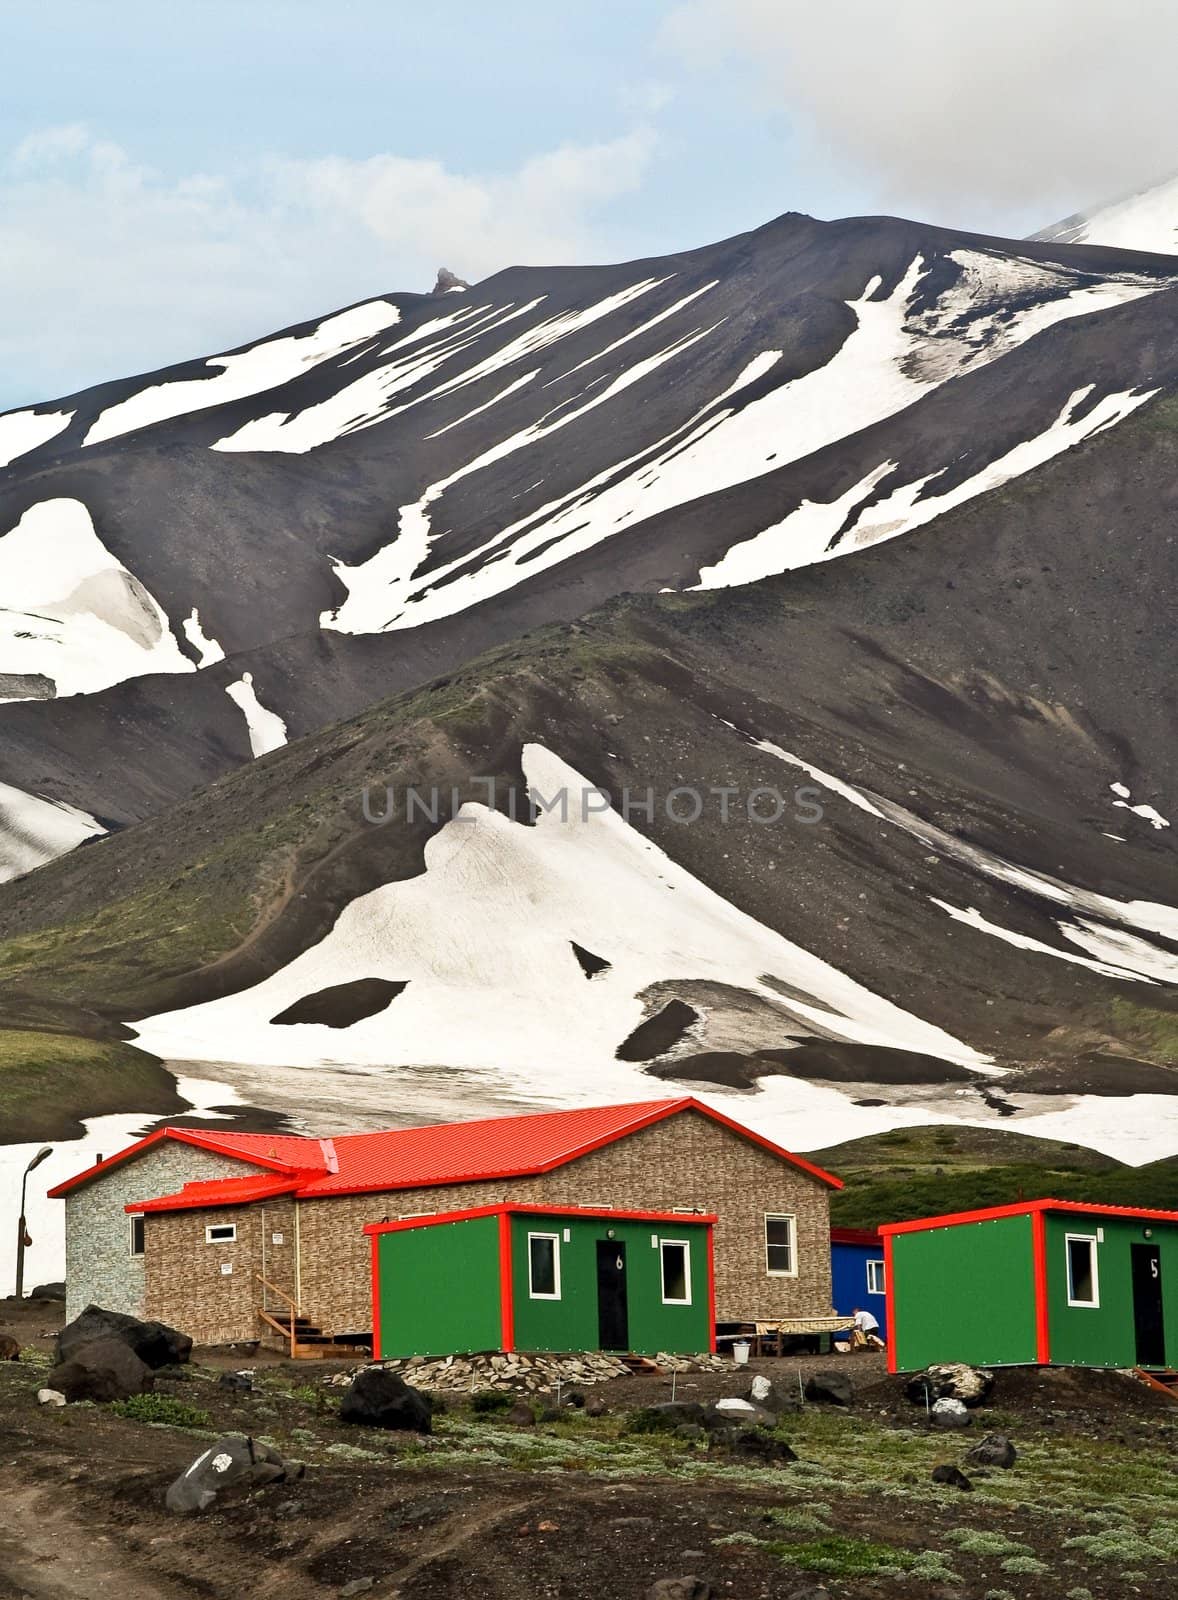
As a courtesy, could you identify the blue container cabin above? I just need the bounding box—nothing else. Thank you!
[831,1226,888,1339]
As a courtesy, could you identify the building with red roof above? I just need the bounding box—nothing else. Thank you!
[51,1096,841,1351]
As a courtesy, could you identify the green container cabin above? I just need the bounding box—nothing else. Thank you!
[882,1199,1178,1373]
[365,1203,716,1359]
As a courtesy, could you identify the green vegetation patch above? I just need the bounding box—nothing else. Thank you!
[0,1029,182,1141]
[109,1393,212,1429]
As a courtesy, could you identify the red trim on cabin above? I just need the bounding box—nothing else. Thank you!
[883,1234,897,1374]
[369,1229,383,1362]
[498,1210,515,1354]
[1031,1208,1051,1363]
[830,1227,883,1246]
[363,1203,719,1235]
[879,1197,1178,1236]
[706,1227,717,1353]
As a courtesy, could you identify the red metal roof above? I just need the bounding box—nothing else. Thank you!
[830,1226,883,1245]
[54,1095,842,1210]
[129,1173,301,1214]
[880,1198,1178,1236]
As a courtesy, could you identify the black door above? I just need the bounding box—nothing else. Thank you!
[1131,1243,1166,1367]
[596,1240,629,1351]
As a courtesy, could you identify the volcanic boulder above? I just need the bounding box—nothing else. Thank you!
[57,1305,192,1369]
[47,1336,154,1402]
[338,1367,433,1432]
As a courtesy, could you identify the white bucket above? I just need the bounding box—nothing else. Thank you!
[732,1339,751,1366]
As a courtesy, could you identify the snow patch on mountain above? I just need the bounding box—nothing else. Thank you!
[182,609,226,667]
[0,407,74,468]
[133,742,989,1074]
[701,384,1159,586]
[1110,781,1170,830]
[83,300,402,447]
[322,319,717,633]
[225,672,288,756]
[1033,174,1178,255]
[0,499,194,698]
[0,780,104,884]
[738,725,1178,983]
[212,279,672,455]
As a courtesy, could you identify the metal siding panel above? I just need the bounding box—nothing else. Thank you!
[1044,1212,1178,1368]
[891,1215,1037,1369]
[375,1216,502,1357]
[510,1213,710,1354]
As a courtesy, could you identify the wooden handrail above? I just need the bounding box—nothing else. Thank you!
[255,1272,298,1358]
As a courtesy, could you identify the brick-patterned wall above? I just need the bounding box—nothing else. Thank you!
[294,1109,833,1334]
[144,1194,300,1345]
[63,1144,261,1322]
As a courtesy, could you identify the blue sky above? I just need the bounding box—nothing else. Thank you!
[1,0,1169,408]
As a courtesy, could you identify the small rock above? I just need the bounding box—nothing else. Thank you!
[709,1426,797,1465]
[37,1388,66,1407]
[29,1282,66,1302]
[0,1335,20,1361]
[786,1587,832,1600]
[507,1402,537,1426]
[646,1580,711,1600]
[906,1363,993,1407]
[965,1433,1017,1468]
[931,1463,973,1491]
[166,1435,303,1514]
[339,1368,432,1433]
[340,1580,375,1598]
[218,1371,254,1392]
[930,1397,972,1431]
[803,1371,853,1406]
[585,1393,608,1417]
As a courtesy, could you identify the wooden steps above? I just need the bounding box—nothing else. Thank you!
[258,1307,372,1361]
[1132,1367,1178,1401]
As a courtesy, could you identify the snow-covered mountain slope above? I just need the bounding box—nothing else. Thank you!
[3,211,1178,846]
[1,207,1176,1154]
[1033,173,1178,254]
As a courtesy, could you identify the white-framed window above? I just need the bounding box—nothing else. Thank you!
[205,1222,237,1244]
[866,1259,885,1296]
[659,1239,692,1305]
[1066,1234,1099,1307]
[129,1215,145,1257]
[527,1232,561,1299]
[765,1213,797,1276]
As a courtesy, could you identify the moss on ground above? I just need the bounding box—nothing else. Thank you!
[0,1028,183,1141]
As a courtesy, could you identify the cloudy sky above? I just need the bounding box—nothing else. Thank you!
[2,0,1174,407]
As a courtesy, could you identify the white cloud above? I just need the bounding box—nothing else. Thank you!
[0,124,657,408]
[662,0,1178,230]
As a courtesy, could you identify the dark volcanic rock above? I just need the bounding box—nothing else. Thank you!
[0,1335,20,1361]
[645,1579,712,1600]
[29,1282,66,1301]
[708,1425,797,1465]
[627,1402,707,1433]
[338,1367,432,1433]
[58,1305,192,1369]
[48,1336,153,1401]
[966,1433,1017,1468]
[166,1434,302,1513]
[931,1463,974,1491]
[804,1371,854,1406]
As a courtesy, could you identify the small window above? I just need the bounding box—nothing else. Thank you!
[866,1259,885,1296]
[1066,1234,1099,1306]
[765,1214,796,1276]
[660,1240,692,1305]
[528,1232,561,1299]
[129,1215,145,1257]
[205,1223,237,1244]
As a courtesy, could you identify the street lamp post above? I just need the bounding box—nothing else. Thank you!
[15,1146,53,1301]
